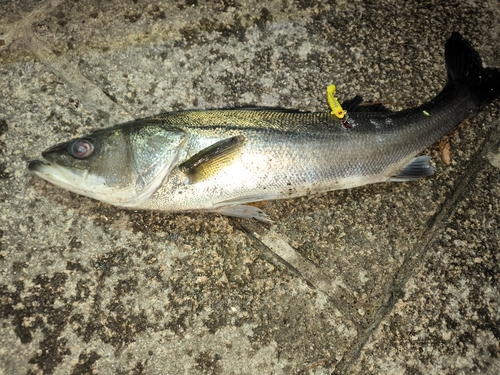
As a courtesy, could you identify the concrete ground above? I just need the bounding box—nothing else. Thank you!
[1,0,499,374]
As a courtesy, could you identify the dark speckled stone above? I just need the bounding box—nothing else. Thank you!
[0,0,499,373]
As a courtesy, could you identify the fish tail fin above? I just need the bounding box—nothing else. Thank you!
[445,32,500,108]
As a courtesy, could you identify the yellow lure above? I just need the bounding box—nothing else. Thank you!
[327,84,345,119]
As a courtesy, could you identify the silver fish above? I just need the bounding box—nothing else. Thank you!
[29,33,500,221]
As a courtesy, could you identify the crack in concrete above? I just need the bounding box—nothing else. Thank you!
[333,120,500,374]
[236,121,500,373]
[24,31,134,126]
[0,1,64,53]
[234,220,352,302]
[1,0,133,127]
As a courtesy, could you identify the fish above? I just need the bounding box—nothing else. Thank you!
[28,33,500,222]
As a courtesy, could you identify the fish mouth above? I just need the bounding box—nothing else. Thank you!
[28,152,175,207]
[29,159,66,181]
[28,158,85,192]
[28,158,111,204]
[28,159,50,172]
[28,158,148,206]
[28,159,59,180]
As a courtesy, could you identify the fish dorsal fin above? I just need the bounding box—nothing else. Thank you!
[225,107,309,114]
[179,135,246,183]
[152,107,310,118]
[341,95,392,113]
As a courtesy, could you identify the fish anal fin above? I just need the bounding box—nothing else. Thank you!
[179,135,246,183]
[389,156,434,182]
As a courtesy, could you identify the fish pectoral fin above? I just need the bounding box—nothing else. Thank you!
[388,156,434,182]
[210,205,274,223]
[179,135,246,183]
[341,95,392,113]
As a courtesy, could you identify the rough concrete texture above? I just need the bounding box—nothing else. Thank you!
[1,0,499,374]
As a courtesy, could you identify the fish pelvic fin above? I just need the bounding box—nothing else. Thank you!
[388,156,434,182]
[445,32,500,108]
[210,205,274,223]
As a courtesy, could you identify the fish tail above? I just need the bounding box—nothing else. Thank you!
[445,32,500,108]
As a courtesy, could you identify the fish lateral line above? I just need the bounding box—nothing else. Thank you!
[27,33,500,222]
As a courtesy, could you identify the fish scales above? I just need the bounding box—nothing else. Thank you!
[28,33,500,221]
[138,87,473,214]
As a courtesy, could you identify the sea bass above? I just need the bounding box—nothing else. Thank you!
[29,33,500,221]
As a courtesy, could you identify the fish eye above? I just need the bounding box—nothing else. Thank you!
[70,139,94,159]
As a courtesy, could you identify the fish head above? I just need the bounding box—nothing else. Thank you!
[28,121,187,207]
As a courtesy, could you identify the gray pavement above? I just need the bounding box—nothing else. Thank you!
[1,1,499,374]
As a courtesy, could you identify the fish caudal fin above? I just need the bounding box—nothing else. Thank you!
[446,32,500,108]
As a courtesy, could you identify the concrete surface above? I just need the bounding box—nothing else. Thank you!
[1,0,499,374]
